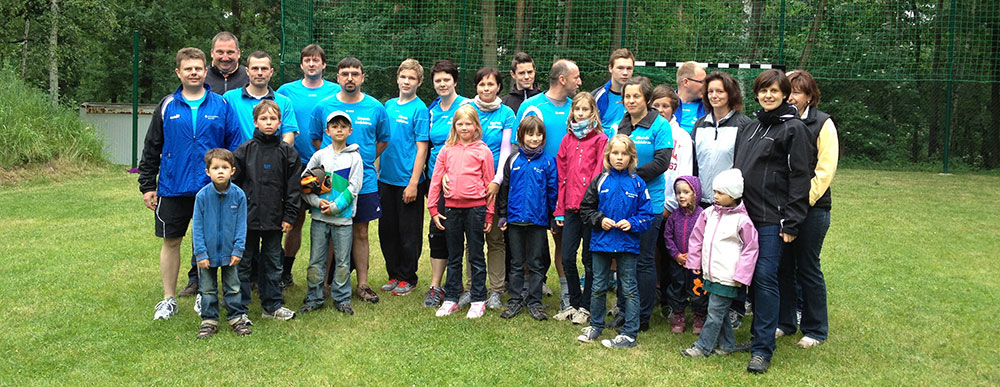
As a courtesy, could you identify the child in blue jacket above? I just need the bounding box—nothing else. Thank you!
[496,116,558,321]
[576,134,654,349]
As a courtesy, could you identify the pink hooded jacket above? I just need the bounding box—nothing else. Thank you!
[427,140,496,223]
[684,201,759,287]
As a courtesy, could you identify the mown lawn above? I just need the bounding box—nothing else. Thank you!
[1,168,998,385]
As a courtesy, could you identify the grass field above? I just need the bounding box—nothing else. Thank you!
[1,167,998,385]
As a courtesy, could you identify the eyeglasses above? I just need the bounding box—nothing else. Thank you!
[686,77,705,84]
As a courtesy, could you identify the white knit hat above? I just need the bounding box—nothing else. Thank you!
[713,168,744,200]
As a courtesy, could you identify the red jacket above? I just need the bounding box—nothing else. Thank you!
[428,140,496,223]
[554,129,608,217]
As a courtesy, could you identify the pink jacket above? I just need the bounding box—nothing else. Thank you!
[428,140,496,223]
[554,130,608,217]
[685,201,759,287]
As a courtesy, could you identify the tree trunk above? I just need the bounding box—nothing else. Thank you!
[560,0,574,51]
[927,0,945,157]
[48,0,59,105]
[21,18,30,80]
[481,0,498,68]
[799,0,825,68]
[611,0,623,52]
[514,0,525,52]
[747,0,766,60]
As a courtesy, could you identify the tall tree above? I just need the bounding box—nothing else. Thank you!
[481,0,497,68]
[799,0,825,68]
[48,0,58,104]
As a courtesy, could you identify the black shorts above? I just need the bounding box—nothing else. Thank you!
[353,192,382,223]
[154,196,196,238]
[428,195,448,259]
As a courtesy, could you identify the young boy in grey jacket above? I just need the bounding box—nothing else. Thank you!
[299,111,363,315]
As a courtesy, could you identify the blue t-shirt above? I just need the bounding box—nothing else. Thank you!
[629,114,675,209]
[222,87,299,142]
[310,93,390,195]
[676,98,706,134]
[600,91,625,130]
[380,97,431,186]
[184,92,207,135]
[467,102,516,170]
[276,79,341,164]
[514,92,571,157]
[427,95,469,178]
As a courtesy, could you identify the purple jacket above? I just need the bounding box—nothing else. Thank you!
[663,175,703,259]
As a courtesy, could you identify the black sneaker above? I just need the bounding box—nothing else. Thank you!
[279,273,294,289]
[336,303,354,315]
[297,303,324,314]
[528,305,548,321]
[178,282,199,297]
[747,355,771,374]
[500,302,523,319]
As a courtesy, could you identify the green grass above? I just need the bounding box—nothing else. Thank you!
[1,169,998,385]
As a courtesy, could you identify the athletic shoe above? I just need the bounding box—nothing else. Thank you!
[467,301,486,319]
[297,303,324,314]
[500,302,523,319]
[262,307,296,321]
[745,300,753,316]
[279,273,294,290]
[380,279,399,292]
[196,321,218,339]
[436,301,458,317]
[577,326,601,343]
[775,328,786,338]
[747,355,770,374]
[423,286,444,308]
[178,282,198,297]
[729,310,743,329]
[336,302,354,315]
[559,293,570,311]
[671,312,686,333]
[681,345,708,358]
[571,308,590,325]
[692,313,706,334]
[607,305,620,317]
[457,291,472,309]
[358,285,379,304]
[153,297,177,320]
[229,316,252,336]
[796,310,803,326]
[486,292,503,310]
[193,294,202,315]
[660,305,672,320]
[797,336,822,348]
[527,305,547,321]
[553,306,577,321]
[601,334,636,349]
[541,283,554,297]
[392,281,415,296]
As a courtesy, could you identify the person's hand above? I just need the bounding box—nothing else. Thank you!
[663,209,671,219]
[143,191,158,211]
[197,259,210,269]
[675,253,686,266]
[780,232,797,243]
[616,219,632,231]
[403,183,418,203]
[442,174,452,196]
[555,219,564,227]
[601,217,616,230]
[319,199,333,215]
[498,217,507,232]
[486,182,499,203]
[230,256,241,266]
[432,214,446,230]
[281,221,293,233]
[483,222,491,233]
[692,269,701,276]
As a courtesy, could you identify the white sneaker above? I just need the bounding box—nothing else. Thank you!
[262,307,296,321]
[797,336,822,348]
[436,301,458,317]
[577,326,601,343]
[775,328,786,338]
[193,294,202,315]
[553,306,577,321]
[467,301,486,319]
[486,292,503,310]
[572,308,590,325]
[153,297,177,320]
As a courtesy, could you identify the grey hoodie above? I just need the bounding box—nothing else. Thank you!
[302,143,363,226]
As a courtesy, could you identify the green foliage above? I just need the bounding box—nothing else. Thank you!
[0,68,104,168]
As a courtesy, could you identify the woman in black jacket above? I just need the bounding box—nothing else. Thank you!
[734,69,815,374]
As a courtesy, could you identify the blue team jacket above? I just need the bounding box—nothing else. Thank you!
[579,169,654,254]
[192,182,247,268]
[497,150,558,227]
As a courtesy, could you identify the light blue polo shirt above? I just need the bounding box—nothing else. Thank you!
[222,87,299,142]
[467,101,516,170]
[628,114,674,209]
[276,79,341,164]
[427,95,469,179]
[514,92,572,157]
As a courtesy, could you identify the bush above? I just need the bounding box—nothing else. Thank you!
[0,68,105,169]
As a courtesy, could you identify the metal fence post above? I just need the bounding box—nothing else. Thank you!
[778,0,786,66]
[943,0,956,173]
[132,29,139,169]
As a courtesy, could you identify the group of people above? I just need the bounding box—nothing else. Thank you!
[138,31,839,374]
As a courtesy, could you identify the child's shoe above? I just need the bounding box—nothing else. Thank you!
[262,307,296,321]
[297,303,324,314]
[541,283,554,297]
[423,286,444,308]
[671,311,686,333]
[229,316,252,336]
[486,292,503,310]
[336,302,354,315]
[380,279,399,292]
[358,285,380,304]
[196,320,218,339]
[466,301,486,319]
[601,334,636,349]
[457,290,472,309]
[152,297,177,320]
[729,309,743,329]
[527,305,547,321]
[577,326,601,343]
[553,306,577,321]
[775,328,786,338]
[571,308,590,325]
[436,301,458,317]
[692,313,706,334]
[680,345,708,358]
[499,302,523,319]
[392,281,415,296]
[193,294,202,314]
[797,336,822,348]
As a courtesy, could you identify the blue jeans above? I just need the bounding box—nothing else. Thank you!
[617,214,661,325]
[561,211,593,310]
[750,224,784,360]
[592,252,639,338]
[506,224,547,307]
[198,265,245,322]
[778,207,830,341]
[240,230,284,313]
[305,220,353,306]
[443,206,487,303]
[694,292,737,355]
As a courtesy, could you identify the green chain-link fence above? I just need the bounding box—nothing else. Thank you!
[279,0,1000,171]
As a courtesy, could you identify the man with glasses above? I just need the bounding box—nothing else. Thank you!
[674,61,707,133]
[205,32,249,95]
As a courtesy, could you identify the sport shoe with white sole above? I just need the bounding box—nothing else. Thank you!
[680,345,708,358]
[457,291,472,309]
[392,281,415,296]
[553,306,577,321]
[601,334,637,349]
[423,286,445,308]
[436,301,458,317]
[486,292,503,310]
[262,307,296,321]
[571,308,590,325]
[380,279,399,292]
[797,336,822,348]
[775,328,786,338]
[577,326,601,343]
[467,301,486,319]
[153,297,177,320]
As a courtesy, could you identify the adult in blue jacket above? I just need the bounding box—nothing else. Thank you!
[592,48,635,130]
[139,47,242,321]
